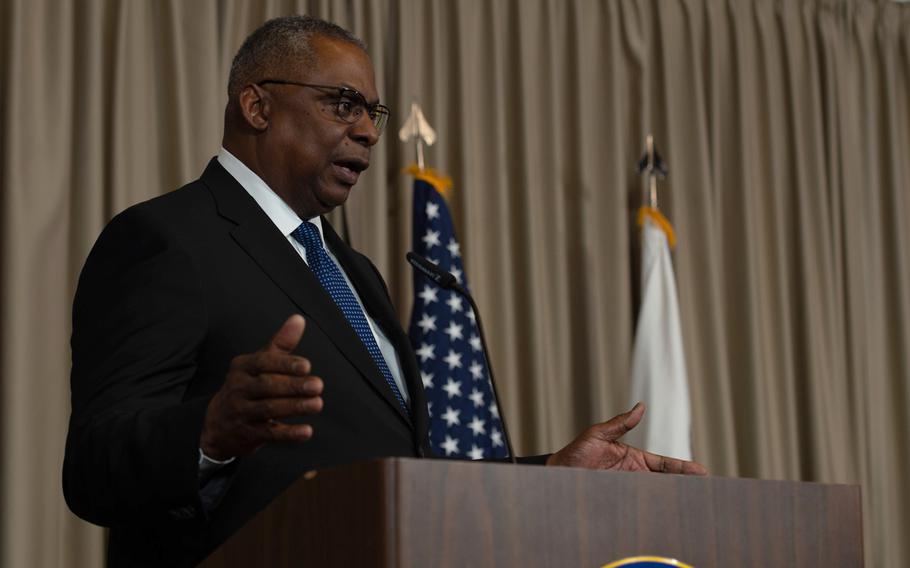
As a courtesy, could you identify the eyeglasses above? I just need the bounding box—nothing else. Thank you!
[257,80,390,134]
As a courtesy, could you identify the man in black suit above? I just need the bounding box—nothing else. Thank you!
[64,15,704,567]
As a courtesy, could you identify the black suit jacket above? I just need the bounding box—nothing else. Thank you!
[64,159,432,566]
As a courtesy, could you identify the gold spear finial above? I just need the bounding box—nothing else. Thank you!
[398,101,437,171]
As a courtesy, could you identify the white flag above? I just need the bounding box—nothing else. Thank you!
[625,214,692,460]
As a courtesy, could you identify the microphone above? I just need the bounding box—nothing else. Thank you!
[406,252,517,464]
[406,252,459,290]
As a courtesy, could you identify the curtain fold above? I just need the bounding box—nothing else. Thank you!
[1,0,907,565]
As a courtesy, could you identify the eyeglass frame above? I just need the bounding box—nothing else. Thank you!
[256,79,390,134]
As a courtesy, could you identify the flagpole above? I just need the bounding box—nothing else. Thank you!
[647,135,657,209]
[416,136,425,171]
[638,134,668,211]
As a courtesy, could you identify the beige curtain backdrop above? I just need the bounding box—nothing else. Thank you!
[1,0,907,565]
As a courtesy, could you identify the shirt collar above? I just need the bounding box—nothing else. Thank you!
[217,146,324,240]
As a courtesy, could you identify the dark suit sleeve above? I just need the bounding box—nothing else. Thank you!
[517,454,551,465]
[63,206,211,526]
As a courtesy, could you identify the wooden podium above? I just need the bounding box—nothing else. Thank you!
[200,458,862,567]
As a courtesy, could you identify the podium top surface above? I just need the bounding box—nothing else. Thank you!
[202,458,863,568]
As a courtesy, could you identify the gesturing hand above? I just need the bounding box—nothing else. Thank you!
[546,403,707,475]
[200,314,324,461]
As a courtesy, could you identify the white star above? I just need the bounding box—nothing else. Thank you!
[468,445,485,460]
[469,334,482,352]
[468,416,486,436]
[441,435,460,456]
[442,377,463,398]
[426,201,440,220]
[447,238,461,258]
[469,361,484,380]
[416,313,437,333]
[491,428,503,447]
[469,388,485,407]
[421,371,434,388]
[422,229,441,248]
[415,343,436,362]
[466,308,476,324]
[446,293,463,314]
[450,267,463,283]
[490,401,500,419]
[443,350,463,370]
[444,321,464,342]
[427,401,433,417]
[441,406,461,426]
[418,285,438,304]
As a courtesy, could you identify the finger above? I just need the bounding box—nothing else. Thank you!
[245,375,324,399]
[260,422,315,443]
[266,314,306,353]
[680,460,708,475]
[242,395,324,422]
[238,351,311,376]
[623,402,645,430]
[643,451,708,476]
[591,402,646,442]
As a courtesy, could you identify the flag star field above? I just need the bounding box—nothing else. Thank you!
[408,177,508,459]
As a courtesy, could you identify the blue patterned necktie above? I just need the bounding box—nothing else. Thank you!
[291,221,409,413]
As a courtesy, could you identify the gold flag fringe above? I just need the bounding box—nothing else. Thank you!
[636,206,677,249]
[404,164,453,200]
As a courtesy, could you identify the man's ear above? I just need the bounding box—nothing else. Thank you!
[238,84,270,131]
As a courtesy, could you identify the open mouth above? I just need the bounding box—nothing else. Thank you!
[332,158,369,185]
[335,158,369,173]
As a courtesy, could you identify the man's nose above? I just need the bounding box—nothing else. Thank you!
[349,114,380,147]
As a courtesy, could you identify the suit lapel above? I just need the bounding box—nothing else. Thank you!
[199,159,412,426]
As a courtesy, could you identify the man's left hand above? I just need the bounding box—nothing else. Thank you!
[546,403,708,475]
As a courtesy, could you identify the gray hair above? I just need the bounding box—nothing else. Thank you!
[227,15,366,101]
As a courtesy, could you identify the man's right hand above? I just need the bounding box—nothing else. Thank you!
[200,314,323,460]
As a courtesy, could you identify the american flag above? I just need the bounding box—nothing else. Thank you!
[407,172,508,460]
